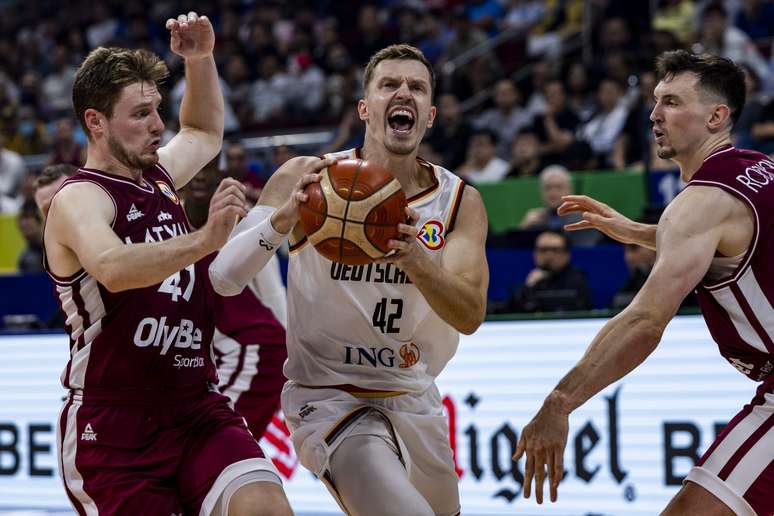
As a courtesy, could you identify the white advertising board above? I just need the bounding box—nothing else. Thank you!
[0,317,756,515]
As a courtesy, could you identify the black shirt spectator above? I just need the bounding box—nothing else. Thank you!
[507,231,593,313]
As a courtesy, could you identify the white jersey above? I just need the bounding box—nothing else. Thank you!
[284,148,466,393]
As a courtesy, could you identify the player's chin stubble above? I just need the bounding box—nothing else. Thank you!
[108,135,159,170]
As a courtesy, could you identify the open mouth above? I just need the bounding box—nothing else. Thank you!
[387,107,415,135]
[653,128,665,141]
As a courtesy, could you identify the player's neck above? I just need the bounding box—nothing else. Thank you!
[84,146,144,183]
[360,142,433,197]
[676,134,733,182]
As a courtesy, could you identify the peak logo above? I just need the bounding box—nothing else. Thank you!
[417,220,445,250]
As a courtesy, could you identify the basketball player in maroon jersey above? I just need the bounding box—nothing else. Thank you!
[42,12,294,515]
[517,51,774,515]
[181,164,288,441]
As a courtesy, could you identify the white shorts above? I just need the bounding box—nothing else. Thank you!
[685,388,774,516]
[281,381,460,516]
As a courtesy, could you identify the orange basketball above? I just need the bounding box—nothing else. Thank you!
[299,159,408,265]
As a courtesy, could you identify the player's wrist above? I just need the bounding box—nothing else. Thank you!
[270,208,296,235]
[544,390,572,416]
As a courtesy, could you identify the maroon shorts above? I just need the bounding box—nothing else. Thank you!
[58,386,277,515]
[216,342,287,439]
[686,382,774,515]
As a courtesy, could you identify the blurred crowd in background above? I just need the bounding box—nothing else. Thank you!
[1,0,773,317]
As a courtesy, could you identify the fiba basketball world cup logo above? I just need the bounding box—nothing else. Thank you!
[417,220,445,250]
[398,342,420,368]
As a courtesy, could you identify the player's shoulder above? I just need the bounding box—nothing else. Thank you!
[49,179,116,224]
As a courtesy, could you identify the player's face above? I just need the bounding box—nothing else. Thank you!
[105,81,164,170]
[650,72,713,161]
[360,59,436,156]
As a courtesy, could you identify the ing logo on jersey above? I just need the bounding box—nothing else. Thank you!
[417,219,445,250]
[156,181,180,205]
[399,342,420,368]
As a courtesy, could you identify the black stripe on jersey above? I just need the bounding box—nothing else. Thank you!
[446,181,466,234]
[324,406,371,445]
[288,235,308,253]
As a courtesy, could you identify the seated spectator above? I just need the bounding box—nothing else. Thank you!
[577,77,630,169]
[733,64,766,150]
[223,141,265,205]
[474,78,532,158]
[652,0,695,44]
[520,165,600,246]
[610,243,656,310]
[48,117,85,167]
[0,133,25,214]
[16,199,43,272]
[457,128,510,184]
[4,105,48,155]
[697,2,770,85]
[425,93,474,171]
[507,130,544,177]
[507,230,593,313]
[531,79,580,167]
[749,97,774,155]
[612,71,657,170]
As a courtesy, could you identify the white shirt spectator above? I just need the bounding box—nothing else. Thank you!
[171,78,240,134]
[578,101,629,155]
[461,156,510,184]
[0,148,26,214]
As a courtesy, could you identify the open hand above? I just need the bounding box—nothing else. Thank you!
[513,399,569,504]
[557,195,638,244]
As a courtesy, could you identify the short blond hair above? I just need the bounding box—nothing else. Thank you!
[363,44,435,95]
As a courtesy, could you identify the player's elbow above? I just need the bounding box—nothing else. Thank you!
[456,305,486,335]
[208,264,245,297]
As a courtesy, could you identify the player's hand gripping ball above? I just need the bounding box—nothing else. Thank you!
[299,159,408,264]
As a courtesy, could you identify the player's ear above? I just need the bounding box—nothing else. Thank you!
[357,98,368,122]
[708,103,731,131]
[84,108,105,137]
[426,105,437,129]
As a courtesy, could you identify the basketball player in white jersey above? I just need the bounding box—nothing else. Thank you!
[210,44,489,516]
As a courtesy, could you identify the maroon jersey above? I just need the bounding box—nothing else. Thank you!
[687,146,774,386]
[44,164,218,392]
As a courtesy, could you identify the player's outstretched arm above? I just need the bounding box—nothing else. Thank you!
[46,179,246,292]
[381,186,489,335]
[514,186,740,505]
[209,156,335,295]
[558,194,658,250]
[158,12,224,189]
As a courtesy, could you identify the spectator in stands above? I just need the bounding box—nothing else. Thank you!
[49,117,85,167]
[40,45,77,119]
[531,79,581,167]
[425,92,474,171]
[697,2,770,84]
[565,61,595,121]
[458,128,510,184]
[0,132,25,214]
[474,78,532,158]
[733,64,766,150]
[502,0,545,34]
[417,9,450,65]
[507,130,544,177]
[223,141,265,206]
[507,230,592,313]
[466,0,506,36]
[613,71,657,169]
[444,8,500,99]
[577,77,630,169]
[520,165,600,246]
[610,243,656,310]
[321,106,365,156]
[733,0,774,46]
[16,199,43,272]
[652,0,696,44]
[748,96,774,155]
[3,105,48,155]
[249,53,291,124]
